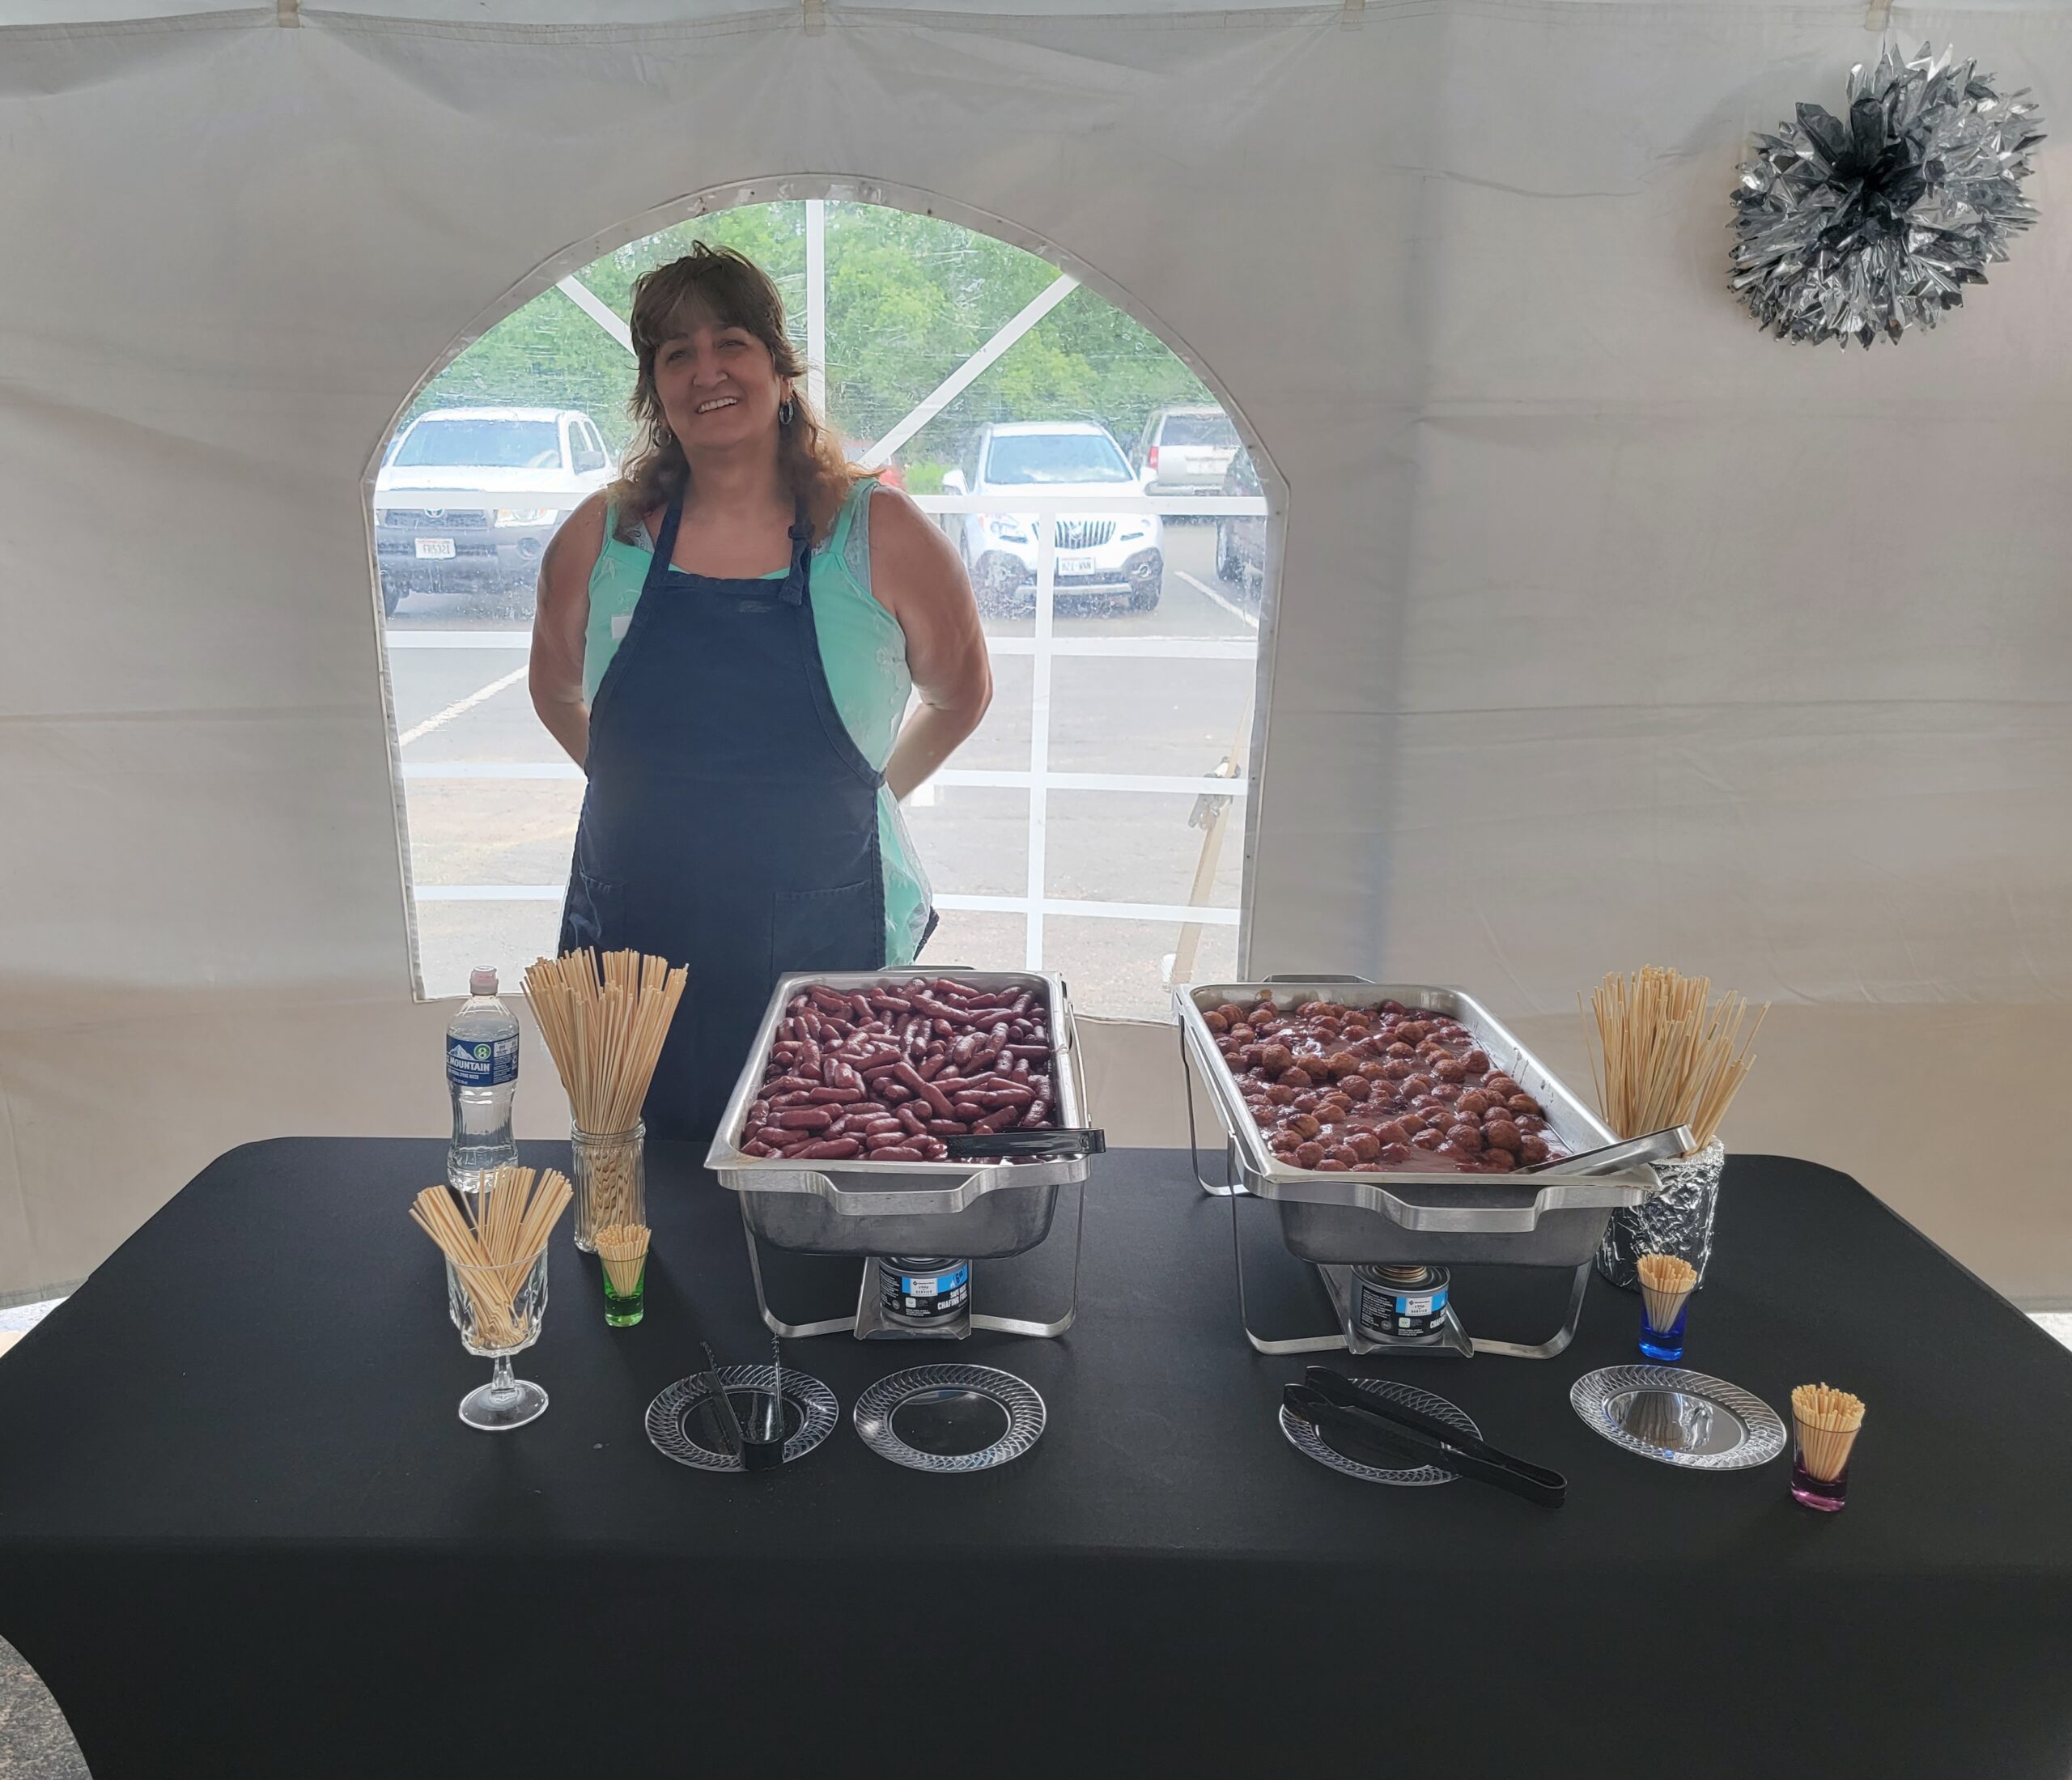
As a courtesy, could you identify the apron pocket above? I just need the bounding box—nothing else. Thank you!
[558,869,626,956]
[769,877,883,979]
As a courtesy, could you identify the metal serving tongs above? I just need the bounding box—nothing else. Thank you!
[941,1128,1107,1161]
[1284,1366,1568,1507]
[692,1340,745,1460]
[1515,1124,1695,1177]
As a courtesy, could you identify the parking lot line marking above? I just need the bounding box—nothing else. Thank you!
[1174,568,1259,631]
[397,665,529,748]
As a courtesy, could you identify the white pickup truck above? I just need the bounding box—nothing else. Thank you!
[372,406,614,617]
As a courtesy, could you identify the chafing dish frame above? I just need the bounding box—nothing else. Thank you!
[1174,976,1657,1359]
[707,968,1090,1340]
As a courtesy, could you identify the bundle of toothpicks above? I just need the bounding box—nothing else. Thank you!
[595,1221,652,1296]
[524,948,689,1136]
[524,948,686,1238]
[409,1165,572,1347]
[1791,1383,1866,1482]
[1637,1251,1698,1331]
[1582,965,1767,1151]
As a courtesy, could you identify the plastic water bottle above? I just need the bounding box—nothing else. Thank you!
[447,966,519,1192]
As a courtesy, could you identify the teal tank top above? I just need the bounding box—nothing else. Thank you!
[583,478,932,966]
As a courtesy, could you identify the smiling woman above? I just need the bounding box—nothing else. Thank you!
[525,244,991,1141]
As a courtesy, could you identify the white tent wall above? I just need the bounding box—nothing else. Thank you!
[0,3,2066,1306]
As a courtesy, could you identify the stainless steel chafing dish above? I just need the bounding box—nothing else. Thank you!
[707,968,1090,1340]
[1175,977,1658,1358]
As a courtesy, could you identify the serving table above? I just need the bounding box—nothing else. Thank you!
[0,1140,2066,1778]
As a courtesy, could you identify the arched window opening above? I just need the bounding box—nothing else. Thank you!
[375,197,1268,1018]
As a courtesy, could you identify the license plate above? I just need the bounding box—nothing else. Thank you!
[1058,553,1098,576]
[415,537,456,559]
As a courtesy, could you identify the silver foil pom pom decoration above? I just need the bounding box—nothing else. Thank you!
[1731,42,2044,348]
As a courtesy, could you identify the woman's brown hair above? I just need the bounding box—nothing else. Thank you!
[608,243,863,546]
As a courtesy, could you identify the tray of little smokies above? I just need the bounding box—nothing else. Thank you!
[707,970,1091,1260]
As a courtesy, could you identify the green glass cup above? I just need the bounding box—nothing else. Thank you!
[597,1229,649,1328]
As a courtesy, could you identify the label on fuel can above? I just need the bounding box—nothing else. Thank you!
[881,1260,971,1320]
[1356,1272,1450,1340]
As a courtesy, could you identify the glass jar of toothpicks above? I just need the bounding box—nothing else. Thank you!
[1584,966,1766,1292]
[1790,1384,1865,1513]
[569,1124,646,1255]
[524,949,686,1252]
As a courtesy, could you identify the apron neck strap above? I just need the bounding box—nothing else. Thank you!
[650,491,687,584]
[782,497,813,605]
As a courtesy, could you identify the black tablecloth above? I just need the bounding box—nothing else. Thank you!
[1,1141,2069,1778]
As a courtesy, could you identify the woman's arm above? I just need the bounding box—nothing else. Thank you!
[871,487,992,801]
[529,493,606,770]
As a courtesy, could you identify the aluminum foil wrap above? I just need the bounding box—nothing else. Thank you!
[1731,42,2044,347]
[1596,1138,1725,1292]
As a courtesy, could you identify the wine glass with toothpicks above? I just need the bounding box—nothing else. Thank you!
[447,1249,551,1430]
[409,1164,572,1432]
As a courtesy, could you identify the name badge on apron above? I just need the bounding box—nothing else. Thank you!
[611,614,632,641]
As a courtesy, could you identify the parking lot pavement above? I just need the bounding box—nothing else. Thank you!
[386,524,1258,1016]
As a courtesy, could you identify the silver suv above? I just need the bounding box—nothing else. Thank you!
[1132,404,1240,497]
[942,421,1162,614]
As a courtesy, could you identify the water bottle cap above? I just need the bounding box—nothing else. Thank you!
[469,967,499,996]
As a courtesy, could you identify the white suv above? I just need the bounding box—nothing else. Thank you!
[373,407,615,617]
[942,421,1162,614]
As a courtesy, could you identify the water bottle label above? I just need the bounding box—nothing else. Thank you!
[448,1034,517,1087]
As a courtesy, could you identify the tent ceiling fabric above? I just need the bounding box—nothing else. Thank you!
[0,0,1365,26]
[0,1,2068,1300]
[1,0,2059,28]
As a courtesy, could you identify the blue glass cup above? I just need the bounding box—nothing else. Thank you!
[1638,1297,1688,1364]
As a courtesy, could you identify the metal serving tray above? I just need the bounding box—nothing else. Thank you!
[707,969,1088,1260]
[1175,979,1655,1268]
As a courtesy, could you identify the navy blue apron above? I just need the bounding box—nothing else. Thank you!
[558,493,887,1141]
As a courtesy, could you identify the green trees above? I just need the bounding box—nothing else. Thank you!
[402,202,1210,470]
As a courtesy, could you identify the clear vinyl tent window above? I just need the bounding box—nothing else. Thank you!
[374,198,1268,1018]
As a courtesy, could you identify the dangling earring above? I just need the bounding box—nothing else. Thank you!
[779,395,796,427]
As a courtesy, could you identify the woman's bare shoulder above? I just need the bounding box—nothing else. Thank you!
[865,482,976,643]
[541,490,611,595]
[866,482,961,580]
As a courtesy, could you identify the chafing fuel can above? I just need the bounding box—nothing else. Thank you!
[879,1256,972,1323]
[1353,1264,1451,1344]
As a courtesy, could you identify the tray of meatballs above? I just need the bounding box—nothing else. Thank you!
[1175,979,1650,1204]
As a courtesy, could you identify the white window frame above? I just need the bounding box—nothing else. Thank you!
[396,486,1266,972]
